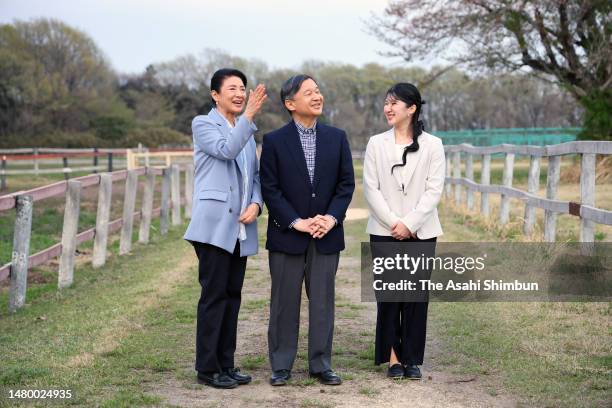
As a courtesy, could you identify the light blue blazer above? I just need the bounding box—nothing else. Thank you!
[183,108,263,256]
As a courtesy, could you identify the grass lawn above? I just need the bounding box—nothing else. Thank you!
[0,172,171,266]
[0,158,609,407]
[0,224,196,407]
[431,204,611,408]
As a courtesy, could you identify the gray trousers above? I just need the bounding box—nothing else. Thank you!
[268,240,340,373]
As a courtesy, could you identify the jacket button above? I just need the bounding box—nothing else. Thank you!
[312,193,316,198]
[229,208,232,213]
[230,186,233,191]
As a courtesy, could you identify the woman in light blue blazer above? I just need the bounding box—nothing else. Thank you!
[184,68,267,389]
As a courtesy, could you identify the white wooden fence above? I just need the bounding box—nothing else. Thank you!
[443,141,612,242]
[1,163,194,312]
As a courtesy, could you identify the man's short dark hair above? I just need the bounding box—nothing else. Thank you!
[280,74,316,115]
[210,68,247,104]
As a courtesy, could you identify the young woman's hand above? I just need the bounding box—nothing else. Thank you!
[390,221,417,240]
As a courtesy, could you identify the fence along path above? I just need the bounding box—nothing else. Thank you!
[443,140,612,242]
[0,163,194,312]
[0,147,192,190]
[0,148,126,176]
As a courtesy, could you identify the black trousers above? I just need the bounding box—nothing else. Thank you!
[370,234,437,366]
[191,240,247,373]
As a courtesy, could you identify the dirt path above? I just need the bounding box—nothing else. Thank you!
[148,218,518,407]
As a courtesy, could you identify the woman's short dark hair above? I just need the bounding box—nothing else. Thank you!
[280,74,316,115]
[387,82,427,174]
[210,68,247,104]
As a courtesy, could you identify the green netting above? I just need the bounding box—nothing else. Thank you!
[436,127,580,146]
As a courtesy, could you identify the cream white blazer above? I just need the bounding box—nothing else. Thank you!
[363,129,445,239]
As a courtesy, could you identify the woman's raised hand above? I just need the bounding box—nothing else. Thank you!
[244,84,267,121]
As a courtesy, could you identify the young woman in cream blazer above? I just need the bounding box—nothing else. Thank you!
[363,82,445,380]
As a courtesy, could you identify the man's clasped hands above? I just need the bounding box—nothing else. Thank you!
[292,215,336,239]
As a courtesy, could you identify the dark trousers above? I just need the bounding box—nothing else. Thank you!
[370,234,436,366]
[268,240,339,374]
[192,240,247,373]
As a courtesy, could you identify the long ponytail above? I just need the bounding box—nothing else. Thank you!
[389,83,426,174]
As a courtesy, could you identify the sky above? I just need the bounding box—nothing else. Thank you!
[0,0,406,74]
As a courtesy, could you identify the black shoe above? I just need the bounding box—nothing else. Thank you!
[223,367,251,385]
[197,371,238,389]
[270,369,291,386]
[387,363,404,379]
[310,370,342,385]
[404,365,422,380]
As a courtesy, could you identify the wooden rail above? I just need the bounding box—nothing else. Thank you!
[126,149,193,170]
[0,147,192,190]
[0,148,127,187]
[1,163,195,312]
[0,148,126,155]
[443,140,612,242]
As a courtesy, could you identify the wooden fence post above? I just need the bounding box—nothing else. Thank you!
[445,155,452,198]
[8,195,33,312]
[160,168,171,235]
[92,173,112,268]
[126,149,133,170]
[107,152,113,172]
[544,156,561,242]
[93,147,98,173]
[184,163,194,219]
[171,164,182,226]
[33,148,39,176]
[452,151,462,204]
[62,157,69,180]
[580,153,596,242]
[523,155,541,235]
[119,170,138,255]
[58,180,81,288]
[465,153,474,210]
[138,171,155,244]
[499,153,515,225]
[480,154,491,216]
[0,156,6,191]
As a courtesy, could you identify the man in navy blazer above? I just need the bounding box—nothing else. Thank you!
[260,75,355,386]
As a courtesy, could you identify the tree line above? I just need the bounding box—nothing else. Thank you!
[367,0,610,141]
[0,18,591,150]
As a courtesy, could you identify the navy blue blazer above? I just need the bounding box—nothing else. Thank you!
[260,121,355,255]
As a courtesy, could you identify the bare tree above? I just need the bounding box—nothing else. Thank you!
[367,0,611,138]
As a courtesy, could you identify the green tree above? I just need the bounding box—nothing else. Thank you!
[0,18,132,144]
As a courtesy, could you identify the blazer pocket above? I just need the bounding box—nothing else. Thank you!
[199,189,228,202]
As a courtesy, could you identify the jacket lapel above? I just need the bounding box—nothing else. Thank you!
[312,122,325,190]
[382,130,404,190]
[208,108,228,131]
[283,121,311,187]
[384,129,425,193]
[400,141,424,190]
[209,108,246,177]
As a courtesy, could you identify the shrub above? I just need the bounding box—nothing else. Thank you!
[123,126,190,147]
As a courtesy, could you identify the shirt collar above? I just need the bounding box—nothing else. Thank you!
[294,120,317,135]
